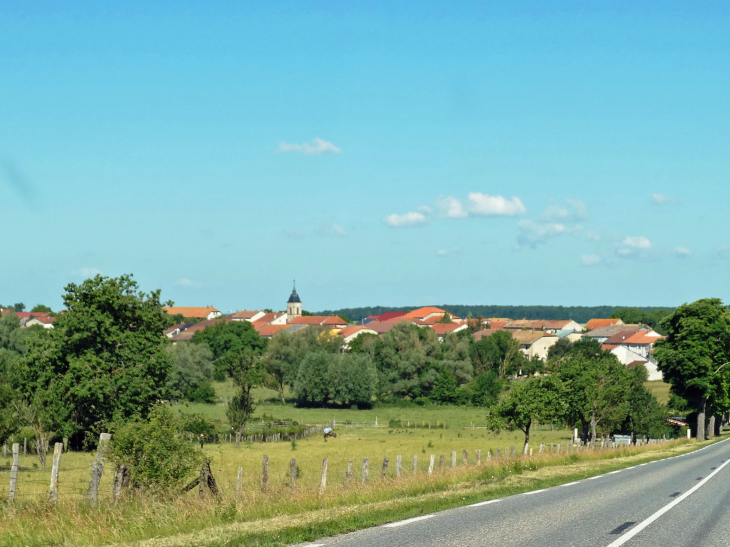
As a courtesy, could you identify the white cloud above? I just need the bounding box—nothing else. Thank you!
[417,205,433,214]
[176,278,201,287]
[436,196,468,218]
[278,137,341,155]
[437,246,461,257]
[542,199,589,222]
[623,236,652,249]
[79,267,102,278]
[467,193,526,216]
[581,254,602,266]
[331,224,346,237]
[516,220,566,247]
[651,193,670,205]
[675,247,690,257]
[383,211,427,227]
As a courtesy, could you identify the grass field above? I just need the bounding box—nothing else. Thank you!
[0,435,720,547]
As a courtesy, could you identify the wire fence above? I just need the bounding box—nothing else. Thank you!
[0,434,674,503]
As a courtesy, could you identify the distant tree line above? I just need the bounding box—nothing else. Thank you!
[316,305,674,324]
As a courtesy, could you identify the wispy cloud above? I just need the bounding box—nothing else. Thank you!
[581,254,602,266]
[651,193,671,205]
[622,236,652,250]
[176,278,201,287]
[436,196,468,218]
[436,246,461,257]
[617,235,653,259]
[331,224,347,237]
[383,211,428,228]
[675,247,690,257]
[468,193,526,216]
[79,267,102,278]
[516,220,567,247]
[278,137,341,155]
[542,199,589,222]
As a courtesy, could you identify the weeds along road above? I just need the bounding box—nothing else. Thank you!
[294,438,730,547]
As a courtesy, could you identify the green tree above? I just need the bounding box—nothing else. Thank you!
[430,371,460,404]
[469,330,523,378]
[295,351,334,405]
[12,303,25,312]
[653,298,730,440]
[191,320,267,361]
[623,364,669,441]
[166,343,214,402]
[219,349,265,445]
[547,337,573,362]
[347,332,379,354]
[109,405,204,493]
[12,274,171,448]
[328,353,378,407]
[488,376,565,453]
[471,371,501,407]
[30,304,53,313]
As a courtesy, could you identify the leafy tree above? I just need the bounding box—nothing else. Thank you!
[166,343,214,402]
[295,351,333,405]
[12,274,171,448]
[12,303,25,312]
[328,353,378,407]
[30,304,53,313]
[348,332,379,354]
[179,413,217,439]
[436,312,452,324]
[263,328,341,403]
[488,376,565,453]
[191,320,267,361]
[469,330,523,378]
[622,364,669,441]
[610,307,673,334]
[653,298,730,440]
[440,333,474,385]
[430,371,460,404]
[471,371,501,407]
[372,323,442,400]
[547,338,573,362]
[219,350,265,444]
[108,405,204,493]
[189,382,216,403]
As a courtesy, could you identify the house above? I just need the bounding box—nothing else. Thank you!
[359,320,400,334]
[22,316,55,329]
[583,325,641,344]
[169,316,228,342]
[229,310,266,323]
[584,318,624,331]
[251,312,287,329]
[289,315,349,328]
[164,306,222,321]
[473,328,503,342]
[556,329,583,343]
[610,345,663,381]
[511,330,559,361]
[505,319,582,334]
[338,325,379,347]
[365,311,408,323]
[600,329,648,351]
[256,324,294,338]
[622,331,663,358]
[402,307,463,323]
[430,322,468,339]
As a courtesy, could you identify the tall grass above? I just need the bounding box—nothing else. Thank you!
[0,437,706,547]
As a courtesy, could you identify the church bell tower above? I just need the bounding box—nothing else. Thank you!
[286,281,302,323]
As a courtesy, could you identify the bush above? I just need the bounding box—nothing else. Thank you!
[109,406,205,493]
[189,381,217,403]
[413,396,430,406]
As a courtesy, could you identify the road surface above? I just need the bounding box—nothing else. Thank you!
[294,438,730,547]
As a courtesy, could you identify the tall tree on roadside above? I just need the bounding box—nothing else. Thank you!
[11,274,171,448]
[653,298,730,441]
[622,364,669,442]
[487,376,565,454]
[469,330,523,378]
[220,349,264,446]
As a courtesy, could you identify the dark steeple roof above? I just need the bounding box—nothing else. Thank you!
[287,282,301,304]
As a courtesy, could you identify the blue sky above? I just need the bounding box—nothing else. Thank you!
[2,2,730,312]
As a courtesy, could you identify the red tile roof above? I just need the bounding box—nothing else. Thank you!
[430,323,464,335]
[623,332,663,345]
[585,318,622,330]
[403,306,446,319]
[361,321,398,334]
[2,310,51,318]
[164,306,220,319]
[251,312,285,327]
[256,324,291,337]
[368,311,408,322]
[602,329,644,347]
[229,310,261,319]
[290,315,348,326]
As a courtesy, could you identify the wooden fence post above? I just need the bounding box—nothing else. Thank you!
[86,432,111,505]
[8,443,19,501]
[451,451,456,469]
[381,457,389,478]
[290,458,296,490]
[237,466,243,498]
[48,442,63,503]
[476,449,481,465]
[439,454,444,471]
[346,460,353,485]
[261,455,269,492]
[522,443,529,456]
[199,462,210,499]
[320,458,328,491]
[496,448,501,457]
[463,450,468,465]
[413,455,417,473]
[487,450,491,461]
[557,444,561,453]
[428,454,435,474]
[396,455,402,477]
[362,458,369,484]
[112,465,129,501]
[511,445,516,456]
[539,443,544,453]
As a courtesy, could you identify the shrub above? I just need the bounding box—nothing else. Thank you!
[109,406,205,493]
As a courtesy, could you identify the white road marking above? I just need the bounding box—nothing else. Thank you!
[562,481,580,487]
[522,489,546,496]
[469,499,501,507]
[588,476,601,480]
[605,456,730,547]
[384,515,435,528]
[608,470,622,474]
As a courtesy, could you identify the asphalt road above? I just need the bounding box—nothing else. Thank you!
[294,438,730,547]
